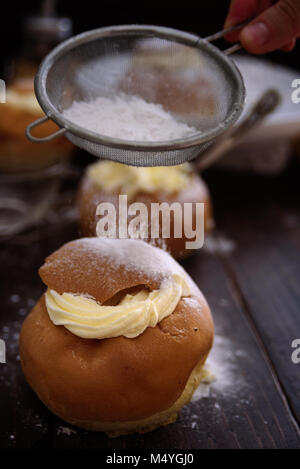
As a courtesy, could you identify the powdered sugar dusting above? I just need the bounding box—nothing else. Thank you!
[62,93,198,142]
[74,237,188,282]
[57,426,77,436]
[192,335,247,401]
[204,234,236,255]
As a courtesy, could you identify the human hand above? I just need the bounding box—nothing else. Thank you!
[224,0,300,53]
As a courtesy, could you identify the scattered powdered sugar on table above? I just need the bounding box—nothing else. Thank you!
[62,93,198,141]
[192,335,247,401]
[57,426,77,436]
[203,234,236,255]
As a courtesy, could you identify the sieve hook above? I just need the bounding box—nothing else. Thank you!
[26,116,66,143]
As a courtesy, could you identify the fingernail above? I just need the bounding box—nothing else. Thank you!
[242,22,269,46]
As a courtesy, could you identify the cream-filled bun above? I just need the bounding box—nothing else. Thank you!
[0,78,73,172]
[78,161,214,259]
[20,237,214,436]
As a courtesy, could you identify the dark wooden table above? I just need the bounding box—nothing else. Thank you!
[1,163,300,449]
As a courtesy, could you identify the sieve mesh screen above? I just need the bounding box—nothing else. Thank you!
[32,25,245,166]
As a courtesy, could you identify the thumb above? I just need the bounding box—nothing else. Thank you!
[240,0,300,53]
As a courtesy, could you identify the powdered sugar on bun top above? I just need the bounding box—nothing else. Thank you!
[78,237,183,278]
[39,238,196,305]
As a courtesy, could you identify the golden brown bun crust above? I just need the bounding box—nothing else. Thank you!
[0,78,72,172]
[78,172,214,259]
[20,291,213,423]
[22,238,213,425]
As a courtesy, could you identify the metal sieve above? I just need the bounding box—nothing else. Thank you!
[26,24,246,167]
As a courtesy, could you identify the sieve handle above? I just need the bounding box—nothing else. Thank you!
[26,116,66,143]
[224,43,243,55]
[196,89,281,171]
[203,19,252,55]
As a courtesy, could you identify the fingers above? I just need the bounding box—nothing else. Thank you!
[280,39,296,51]
[224,0,260,42]
[240,0,300,53]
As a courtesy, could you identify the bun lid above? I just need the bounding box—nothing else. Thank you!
[39,237,189,304]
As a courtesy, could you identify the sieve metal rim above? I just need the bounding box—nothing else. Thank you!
[33,24,245,151]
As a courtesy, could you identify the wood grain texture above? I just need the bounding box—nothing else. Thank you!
[48,247,300,449]
[0,166,300,449]
[205,167,300,425]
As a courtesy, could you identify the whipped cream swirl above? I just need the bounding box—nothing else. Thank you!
[45,273,191,339]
